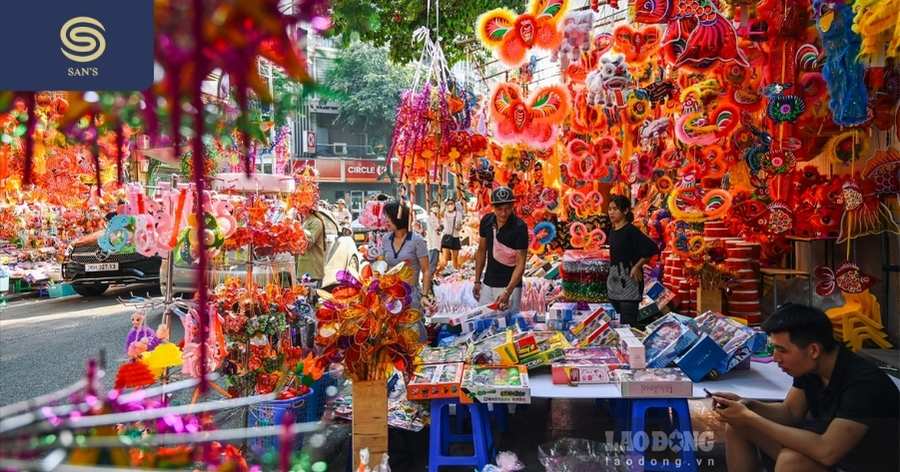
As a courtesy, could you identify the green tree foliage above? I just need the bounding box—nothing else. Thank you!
[328,0,522,65]
[322,41,414,144]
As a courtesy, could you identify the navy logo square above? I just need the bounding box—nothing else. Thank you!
[0,0,154,91]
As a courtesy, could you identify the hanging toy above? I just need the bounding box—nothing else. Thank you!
[586,53,631,109]
[489,82,570,148]
[628,0,749,68]
[763,83,806,123]
[837,179,900,244]
[554,10,594,72]
[814,0,870,126]
[477,0,571,68]
[815,262,878,296]
[612,24,662,64]
[851,0,900,60]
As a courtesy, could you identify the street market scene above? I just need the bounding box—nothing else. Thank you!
[1,0,899,471]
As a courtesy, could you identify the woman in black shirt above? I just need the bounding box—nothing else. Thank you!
[606,195,659,327]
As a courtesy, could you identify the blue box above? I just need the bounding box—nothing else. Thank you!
[675,334,728,381]
[643,314,699,368]
[676,311,768,380]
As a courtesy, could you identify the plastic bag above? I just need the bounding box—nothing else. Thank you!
[538,438,629,471]
[482,451,525,472]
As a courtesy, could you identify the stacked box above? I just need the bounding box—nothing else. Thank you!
[551,347,627,384]
[460,365,530,404]
[407,363,465,400]
[616,368,693,398]
[643,313,700,368]
[614,327,646,369]
[724,240,762,325]
[560,250,609,302]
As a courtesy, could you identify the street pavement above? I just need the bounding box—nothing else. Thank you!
[0,284,173,405]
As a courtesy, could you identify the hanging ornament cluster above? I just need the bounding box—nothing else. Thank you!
[390,28,489,184]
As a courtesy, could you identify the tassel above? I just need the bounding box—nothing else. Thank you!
[116,125,125,185]
[191,0,209,398]
[22,93,36,186]
[91,118,102,197]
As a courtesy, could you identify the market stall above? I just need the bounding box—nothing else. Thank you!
[2,0,899,470]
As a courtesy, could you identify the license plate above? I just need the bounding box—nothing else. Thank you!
[85,262,118,272]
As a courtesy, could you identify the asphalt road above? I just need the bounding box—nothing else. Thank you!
[0,284,174,406]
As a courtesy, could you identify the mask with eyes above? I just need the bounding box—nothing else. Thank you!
[586,53,631,108]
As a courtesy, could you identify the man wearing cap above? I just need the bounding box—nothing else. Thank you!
[473,187,529,312]
[334,198,352,229]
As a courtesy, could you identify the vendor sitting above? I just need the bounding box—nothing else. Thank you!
[714,303,899,472]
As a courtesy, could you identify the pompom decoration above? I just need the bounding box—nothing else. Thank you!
[115,360,155,390]
[142,342,184,377]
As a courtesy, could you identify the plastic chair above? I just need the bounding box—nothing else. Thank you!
[429,399,492,472]
[629,399,698,472]
[826,290,892,351]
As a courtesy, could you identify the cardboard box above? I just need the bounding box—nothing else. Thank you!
[460,365,530,404]
[551,347,627,384]
[416,346,470,365]
[616,368,693,398]
[674,311,767,380]
[518,331,570,368]
[643,314,700,368]
[407,362,464,400]
[615,327,647,369]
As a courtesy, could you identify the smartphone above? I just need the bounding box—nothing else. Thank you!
[705,389,726,409]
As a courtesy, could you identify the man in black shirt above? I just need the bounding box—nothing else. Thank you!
[473,187,529,312]
[712,304,899,472]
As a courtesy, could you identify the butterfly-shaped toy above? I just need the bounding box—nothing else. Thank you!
[477,0,570,67]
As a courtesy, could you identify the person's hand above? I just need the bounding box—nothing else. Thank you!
[473,282,481,301]
[495,290,511,310]
[629,265,643,282]
[710,391,742,402]
[712,396,754,424]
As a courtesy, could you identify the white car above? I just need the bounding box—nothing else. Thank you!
[161,209,361,294]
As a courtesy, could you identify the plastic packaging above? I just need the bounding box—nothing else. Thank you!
[538,438,629,471]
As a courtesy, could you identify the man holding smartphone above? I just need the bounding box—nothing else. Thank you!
[711,304,899,472]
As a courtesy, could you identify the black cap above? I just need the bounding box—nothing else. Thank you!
[490,186,516,205]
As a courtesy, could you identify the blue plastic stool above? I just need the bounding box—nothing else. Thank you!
[629,399,697,472]
[429,399,492,472]
[490,404,509,433]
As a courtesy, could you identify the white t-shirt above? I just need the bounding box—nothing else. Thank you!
[442,210,462,237]
[426,213,442,250]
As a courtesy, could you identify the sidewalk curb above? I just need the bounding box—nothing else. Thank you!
[2,291,42,303]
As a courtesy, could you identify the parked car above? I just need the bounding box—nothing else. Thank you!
[161,209,360,295]
[62,232,162,297]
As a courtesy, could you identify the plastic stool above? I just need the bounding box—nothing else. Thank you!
[429,399,492,472]
[630,399,697,472]
[489,404,509,433]
[455,403,509,434]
